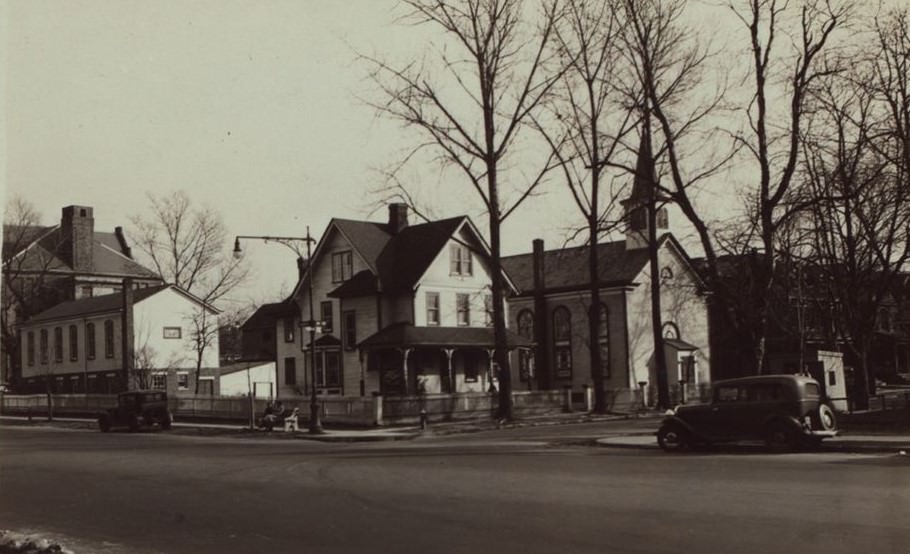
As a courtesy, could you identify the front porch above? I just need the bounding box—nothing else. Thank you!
[358,323,533,396]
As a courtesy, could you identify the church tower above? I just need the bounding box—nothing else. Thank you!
[621,119,668,250]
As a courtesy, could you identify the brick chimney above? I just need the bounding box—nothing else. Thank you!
[121,278,135,390]
[60,206,94,272]
[532,239,551,389]
[388,203,409,234]
[114,226,132,258]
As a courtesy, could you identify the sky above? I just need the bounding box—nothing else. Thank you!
[2,0,834,309]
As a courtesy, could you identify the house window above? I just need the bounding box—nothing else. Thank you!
[283,318,295,343]
[321,301,334,333]
[40,329,48,364]
[426,292,440,326]
[314,350,342,389]
[456,294,470,326]
[484,294,493,327]
[449,244,473,276]
[464,350,480,382]
[54,327,63,362]
[69,325,78,361]
[86,323,96,360]
[343,311,356,350]
[104,320,115,358]
[26,331,35,366]
[598,303,610,378]
[517,309,534,382]
[331,251,353,283]
[553,306,572,379]
[151,373,167,390]
[284,357,297,385]
[660,266,674,281]
[81,286,93,298]
[163,327,182,339]
[176,372,189,391]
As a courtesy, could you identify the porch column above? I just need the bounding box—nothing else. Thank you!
[400,347,413,395]
[485,348,496,393]
[442,348,455,394]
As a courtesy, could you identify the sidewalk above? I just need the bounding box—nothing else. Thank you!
[596,432,910,454]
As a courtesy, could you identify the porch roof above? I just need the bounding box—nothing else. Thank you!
[358,323,533,350]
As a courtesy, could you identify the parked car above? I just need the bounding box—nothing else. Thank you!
[98,390,173,432]
[656,374,838,452]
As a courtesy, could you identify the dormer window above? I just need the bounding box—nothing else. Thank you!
[450,244,473,276]
[332,251,353,283]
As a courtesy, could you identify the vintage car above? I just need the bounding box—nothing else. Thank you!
[656,374,838,452]
[98,390,173,432]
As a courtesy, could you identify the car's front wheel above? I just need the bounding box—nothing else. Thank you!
[657,424,689,452]
[764,423,797,452]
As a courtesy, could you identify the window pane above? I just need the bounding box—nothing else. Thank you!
[343,311,356,350]
[69,326,78,361]
[553,307,571,341]
[517,310,534,338]
[321,301,333,333]
[426,292,440,325]
[325,352,341,386]
[456,294,470,326]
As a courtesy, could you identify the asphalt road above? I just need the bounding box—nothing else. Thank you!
[1,421,908,554]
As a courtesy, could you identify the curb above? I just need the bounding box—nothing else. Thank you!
[595,433,910,455]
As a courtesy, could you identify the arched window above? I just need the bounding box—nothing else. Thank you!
[660,266,674,281]
[552,306,572,379]
[104,320,115,358]
[598,303,610,378]
[517,309,534,382]
[662,321,680,340]
[86,323,96,360]
[517,309,534,339]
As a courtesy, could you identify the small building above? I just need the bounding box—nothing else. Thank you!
[17,283,219,395]
[217,360,277,398]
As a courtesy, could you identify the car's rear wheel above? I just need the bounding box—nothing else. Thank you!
[160,412,172,430]
[98,416,111,433]
[765,424,797,452]
[657,424,689,452]
[811,403,837,432]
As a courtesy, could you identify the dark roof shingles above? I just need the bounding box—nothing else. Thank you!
[27,285,171,323]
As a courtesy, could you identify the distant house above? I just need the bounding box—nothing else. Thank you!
[273,203,530,399]
[17,284,219,395]
[502,144,712,408]
[2,205,163,385]
[240,299,298,363]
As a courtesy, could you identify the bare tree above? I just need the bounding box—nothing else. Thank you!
[2,197,63,386]
[537,0,636,412]
[129,190,249,393]
[363,0,566,420]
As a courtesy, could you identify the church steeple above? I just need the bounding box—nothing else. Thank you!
[622,115,668,250]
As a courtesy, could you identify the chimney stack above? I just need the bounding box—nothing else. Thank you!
[114,226,132,258]
[388,203,409,234]
[121,278,135,390]
[60,206,94,272]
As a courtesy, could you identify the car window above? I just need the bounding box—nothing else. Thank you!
[804,383,820,398]
[715,386,740,402]
[746,384,781,402]
[120,395,136,408]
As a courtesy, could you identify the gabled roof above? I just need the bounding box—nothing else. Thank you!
[24,284,217,324]
[358,322,533,349]
[296,213,505,299]
[502,233,705,296]
[375,217,466,293]
[502,240,649,295]
[3,224,160,280]
[242,300,298,329]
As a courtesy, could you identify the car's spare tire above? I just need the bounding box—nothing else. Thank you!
[812,403,837,431]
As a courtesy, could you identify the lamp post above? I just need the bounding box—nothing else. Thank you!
[233,228,324,434]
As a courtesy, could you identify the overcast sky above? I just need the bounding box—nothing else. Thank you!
[5,0,615,306]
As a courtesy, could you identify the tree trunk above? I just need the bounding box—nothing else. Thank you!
[649,203,670,409]
[588,212,605,413]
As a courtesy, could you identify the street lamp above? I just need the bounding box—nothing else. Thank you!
[233,228,324,434]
